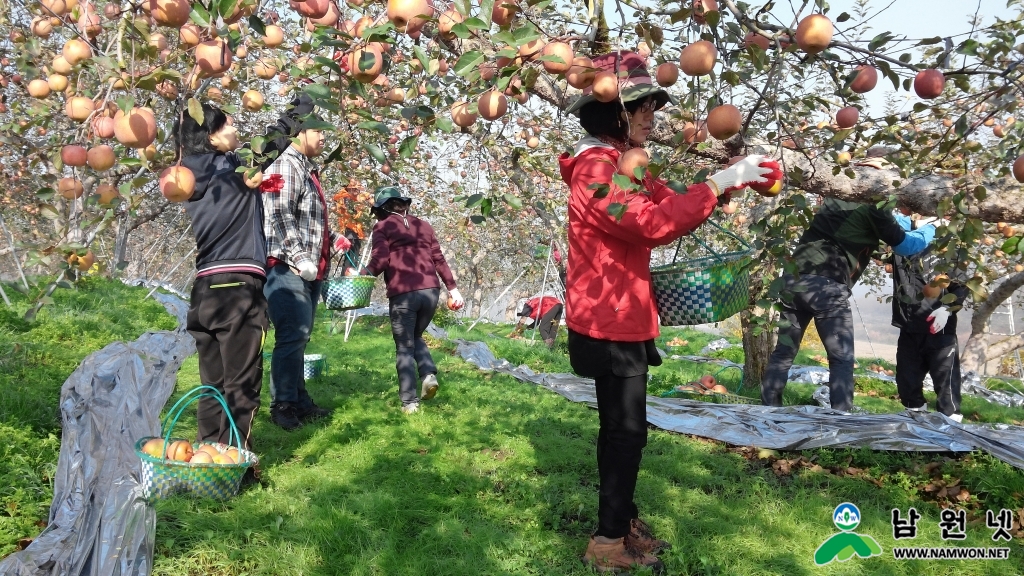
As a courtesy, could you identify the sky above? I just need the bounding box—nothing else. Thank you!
[825,0,1018,116]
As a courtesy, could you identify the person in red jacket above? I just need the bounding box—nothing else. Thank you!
[508,295,563,349]
[560,51,781,573]
[363,186,464,414]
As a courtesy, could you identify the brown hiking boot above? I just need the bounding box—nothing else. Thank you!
[629,518,671,555]
[582,535,665,574]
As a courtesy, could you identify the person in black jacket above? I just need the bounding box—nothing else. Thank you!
[891,212,966,422]
[761,198,936,411]
[174,103,268,462]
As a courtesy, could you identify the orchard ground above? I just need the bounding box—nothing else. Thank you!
[2,278,1024,575]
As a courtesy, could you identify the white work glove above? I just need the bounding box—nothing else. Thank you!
[707,155,782,195]
[927,307,951,334]
[297,261,318,282]
[449,288,464,310]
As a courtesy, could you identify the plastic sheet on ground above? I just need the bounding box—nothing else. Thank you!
[699,338,733,355]
[454,339,1024,471]
[962,371,1024,408]
[0,293,195,576]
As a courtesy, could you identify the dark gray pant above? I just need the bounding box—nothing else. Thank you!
[389,288,439,405]
[762,274,856,411]
[265,264,321,410]
[896,331,961,416]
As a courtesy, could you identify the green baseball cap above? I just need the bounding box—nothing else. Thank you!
[372,185,412,208]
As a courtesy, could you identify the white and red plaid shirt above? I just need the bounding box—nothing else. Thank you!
[261,146,339,278]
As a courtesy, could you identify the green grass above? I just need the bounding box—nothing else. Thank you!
[3,281,1024,574]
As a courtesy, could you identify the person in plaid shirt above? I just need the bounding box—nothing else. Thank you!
[261,97,350,431]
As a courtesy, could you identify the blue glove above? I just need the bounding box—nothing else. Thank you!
[893,224,935,257]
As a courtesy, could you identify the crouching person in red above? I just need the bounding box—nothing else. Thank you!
[508,295,563,349]
[560,52,780,573]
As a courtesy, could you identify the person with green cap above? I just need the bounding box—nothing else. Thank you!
[361,186,462,414]
[559,51,781,573]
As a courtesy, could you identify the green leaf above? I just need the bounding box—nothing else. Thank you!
[836,12,850,22]
[973,185,986,201]
[247,15,266,36]
[512,23,541,45]
[956,39,979,56]
[454,51,485,77]
[399,135,418,158]
[490,30,517,45]
[1002,236,1020,254]
[611,173,635,191]
[669,8,692,23]
[916,36,943,46]
[704,10,720,28]
[36,187,55,201]
[868,32,895,52]
[218,0,238,21]
[588,182,610,198]
[355,121,389,134]
[39,203,61,220]
[470,214,486,224]
[466,193,484,207]
[413,45,430,71]
[363,143,386,164]
[607,203,627,221]
[502,193,522,209]
[449,22,473,39]
[480,198,493,217]
[301,83,331,101]
[187,98,204,125]
[190,5,211,28]
[462,17,487,30]
[323,143,345,167]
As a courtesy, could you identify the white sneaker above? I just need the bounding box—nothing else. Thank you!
[908,404,928,412]
[402,402,420,415]
[421,374,439,401]
[949,413,964,423]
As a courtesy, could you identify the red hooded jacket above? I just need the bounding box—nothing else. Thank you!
[559,143,719,341]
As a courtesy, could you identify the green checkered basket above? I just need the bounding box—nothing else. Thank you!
[652,221,752,326]
[322,275,375,311]
[135,385,257,501]
[303,353,328,379]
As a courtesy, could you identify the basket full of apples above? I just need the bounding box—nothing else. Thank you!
[135,386,257,501]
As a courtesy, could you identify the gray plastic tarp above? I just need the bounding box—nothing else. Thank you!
[0,293,195,576]
[454,339,1024,470]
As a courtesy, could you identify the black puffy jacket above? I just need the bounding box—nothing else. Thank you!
[181,152,267,278]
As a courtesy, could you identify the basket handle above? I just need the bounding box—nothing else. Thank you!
[671,218,752,266]
[159,385,244,458]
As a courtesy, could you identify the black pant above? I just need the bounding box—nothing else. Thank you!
[595,373,648,538]
[568,330,655,539]
[896,331,962,416]
[186,273,268,451]
[389,288,439,405]
[762,274,856,411]
[524,303,563,342]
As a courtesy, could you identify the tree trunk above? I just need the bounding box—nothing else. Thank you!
[960,271,1024,373]
[741,308,774,392]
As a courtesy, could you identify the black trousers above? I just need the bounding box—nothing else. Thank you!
[896,331,962,416]
[389,288,439,405]
[762,274,856,411]
[523,303,563,342]
[594,373,648,538]
[186,273,268,451]
[568,330,656,539]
